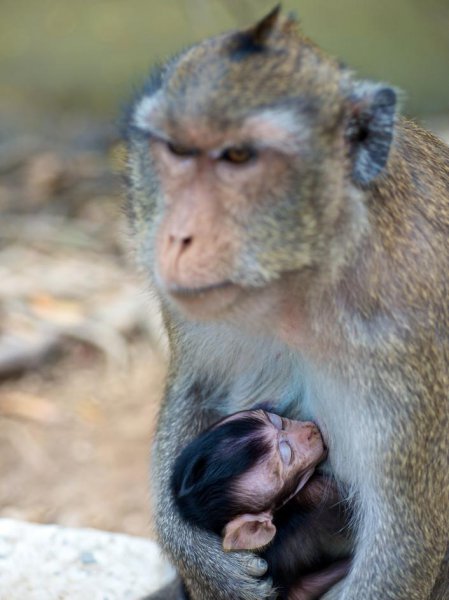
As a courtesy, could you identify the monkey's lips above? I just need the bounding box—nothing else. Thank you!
[294,467,316,494]
[277,468,316,510]
[166,280,242,317]
[168,280,235,297]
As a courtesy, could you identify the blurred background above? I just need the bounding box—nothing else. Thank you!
[0,0,448,538]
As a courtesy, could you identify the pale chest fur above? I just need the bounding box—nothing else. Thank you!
[182,316,394,489]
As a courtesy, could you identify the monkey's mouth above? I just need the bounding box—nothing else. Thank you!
[165,280,242,318]
[168,280,236,298]
[276,468,316,510]
[294,467,316,494]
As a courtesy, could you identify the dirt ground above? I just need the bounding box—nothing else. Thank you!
[0,112,167,539]
[0,344,166,537]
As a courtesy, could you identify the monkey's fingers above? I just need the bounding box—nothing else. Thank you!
[204,550,274,599]
[243,555,269,577]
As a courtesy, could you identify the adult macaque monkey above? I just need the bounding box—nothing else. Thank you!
[125,6,449,600]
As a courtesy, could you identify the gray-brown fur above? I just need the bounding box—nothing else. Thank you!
[125,8,449,600]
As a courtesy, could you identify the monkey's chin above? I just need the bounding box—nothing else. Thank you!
[166,282,243,320]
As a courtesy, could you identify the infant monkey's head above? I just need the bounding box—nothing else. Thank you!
[172,409,326,551]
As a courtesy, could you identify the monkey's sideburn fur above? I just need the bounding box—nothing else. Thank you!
[125,7,449,600]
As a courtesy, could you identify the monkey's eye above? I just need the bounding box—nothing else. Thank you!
[279,441,292,465]
[166,141,198,158]
[220,146,256,165]
[267,412,283,430]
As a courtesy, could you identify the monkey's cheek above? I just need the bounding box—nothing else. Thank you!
[291,433,326,467]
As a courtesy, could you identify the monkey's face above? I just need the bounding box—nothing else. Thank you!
[144,109,332,319]
[127,10,396,321]
[225,410,326,509]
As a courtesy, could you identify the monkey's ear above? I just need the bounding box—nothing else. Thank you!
[346,82,398,186]
[232,5,281,57]
[222,511,276,551]
[249,5,282,46]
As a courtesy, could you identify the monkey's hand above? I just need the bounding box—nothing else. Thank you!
[151,385,275,600]
[153,456,274,598]
[161,523,274,600]
[152,481,274,600]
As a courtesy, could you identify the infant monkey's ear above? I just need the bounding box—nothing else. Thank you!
[222,511,276,551]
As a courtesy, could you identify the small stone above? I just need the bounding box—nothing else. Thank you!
[79,550,97,565]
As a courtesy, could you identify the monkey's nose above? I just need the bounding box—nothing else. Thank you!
[168,234,194,253]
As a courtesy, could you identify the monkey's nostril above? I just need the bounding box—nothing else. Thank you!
[168,234,193,248]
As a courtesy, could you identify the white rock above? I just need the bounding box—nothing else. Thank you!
[0,519,175,600]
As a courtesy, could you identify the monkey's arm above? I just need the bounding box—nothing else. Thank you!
[322,505,447,600]
[338,502,446,600]
[322,383,449,600]
[149,367,274,600]
[431,548,449,600]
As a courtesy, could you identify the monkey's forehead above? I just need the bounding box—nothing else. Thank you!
[158,23,344,127]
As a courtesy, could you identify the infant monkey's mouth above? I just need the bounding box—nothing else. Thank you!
[296,467,316,492]
[276,467,316,510]
[311,419,329,455]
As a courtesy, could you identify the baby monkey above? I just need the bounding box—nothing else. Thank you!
[172,410,352,600]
